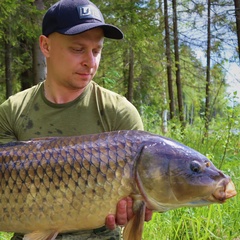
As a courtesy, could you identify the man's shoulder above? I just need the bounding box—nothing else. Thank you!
[90,82,143,131]
[6,83,42,105]
[91,81,136,110]
[91,81,126,101]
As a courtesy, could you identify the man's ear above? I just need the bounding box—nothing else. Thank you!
[39,35,50,58]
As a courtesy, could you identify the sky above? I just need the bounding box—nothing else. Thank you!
[226,62,240,104]
[195,50,240,104]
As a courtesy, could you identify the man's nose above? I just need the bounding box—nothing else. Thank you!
[82,51,96,68]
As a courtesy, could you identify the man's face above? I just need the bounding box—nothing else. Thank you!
[43,28,104,91]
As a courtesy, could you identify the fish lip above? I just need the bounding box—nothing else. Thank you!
[210,178,237,203]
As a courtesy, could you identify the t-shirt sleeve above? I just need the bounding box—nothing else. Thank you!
[114,97,144,131]
[0,99,17,144]
[0,84,40,144]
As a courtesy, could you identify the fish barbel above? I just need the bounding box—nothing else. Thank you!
[0,130,237,240]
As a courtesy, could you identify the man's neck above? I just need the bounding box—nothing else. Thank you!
[43,80,87,104]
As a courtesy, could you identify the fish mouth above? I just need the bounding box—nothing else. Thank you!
[210,179,237,203]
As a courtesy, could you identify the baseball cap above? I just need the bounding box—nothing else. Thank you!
[42,0,123,39]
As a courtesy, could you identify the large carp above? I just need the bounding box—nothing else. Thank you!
[0,130,236,240]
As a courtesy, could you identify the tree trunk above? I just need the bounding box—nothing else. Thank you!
[126,0,135,103]
[4,26,12,99]
[164,0,175,119]
[20,41,34,90]
[33,41,46,84]
[127,47,134,103]
[172,0,184,129]
[157,0,168,133]
[234,0,240,61]
[123,49,128,93]
[21,69,32,91]
[204,0,211,138]
[33,0,46,84]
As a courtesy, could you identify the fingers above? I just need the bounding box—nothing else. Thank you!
[115,198,128,226]
[105,198,130,229]
[145,207,153,222]
[105,198,153,230]
[105,214,116,230]
[126,197,134,220]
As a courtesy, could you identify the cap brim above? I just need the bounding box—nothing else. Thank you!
[57,23,124,39]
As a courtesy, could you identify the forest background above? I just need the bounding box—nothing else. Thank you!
[0,0,240,239]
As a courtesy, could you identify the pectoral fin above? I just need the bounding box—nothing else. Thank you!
[123,200,145,240]
[23,231,59,240]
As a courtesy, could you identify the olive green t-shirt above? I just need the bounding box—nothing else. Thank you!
[0,81,143,144]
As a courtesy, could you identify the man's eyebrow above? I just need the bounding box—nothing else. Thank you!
[71,42,103,49]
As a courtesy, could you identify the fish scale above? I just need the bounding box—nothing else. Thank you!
[0,131,140,234]
[0,130,237,240]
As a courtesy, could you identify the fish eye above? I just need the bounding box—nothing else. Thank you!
[190,161,202,173]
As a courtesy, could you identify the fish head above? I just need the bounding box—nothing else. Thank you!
[136,135,237,212]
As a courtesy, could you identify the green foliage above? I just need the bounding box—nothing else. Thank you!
[0,232,12,240]
[0,0,46,97]
[143,198,240,239]
[142,95,240,240]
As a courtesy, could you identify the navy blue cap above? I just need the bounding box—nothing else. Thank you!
[42,0,123,39]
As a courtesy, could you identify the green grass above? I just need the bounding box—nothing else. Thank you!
[143,188,239,240]
[141,116,240,240]
[0,233,12,240]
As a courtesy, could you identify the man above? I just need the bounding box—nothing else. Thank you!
[0,0,152,239]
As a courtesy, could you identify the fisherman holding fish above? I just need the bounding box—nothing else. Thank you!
[0,0,152,239]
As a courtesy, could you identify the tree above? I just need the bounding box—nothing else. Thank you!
[234,0,240,61]
[4,25,12,98]
[204,0,212,138]
[172,0,184,129]
[33,0,46,85]
[0,0,20,98]
[125,0,135,103]
[164,0,175,120]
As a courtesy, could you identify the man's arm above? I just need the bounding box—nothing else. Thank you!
[0,100,17,144]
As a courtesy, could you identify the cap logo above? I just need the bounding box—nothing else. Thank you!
[77,5,103,22]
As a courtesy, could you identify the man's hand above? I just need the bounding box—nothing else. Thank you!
[105,197,153,230]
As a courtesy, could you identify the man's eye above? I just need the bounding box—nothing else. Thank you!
[93,51,100,56]
[72,48,84,52]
